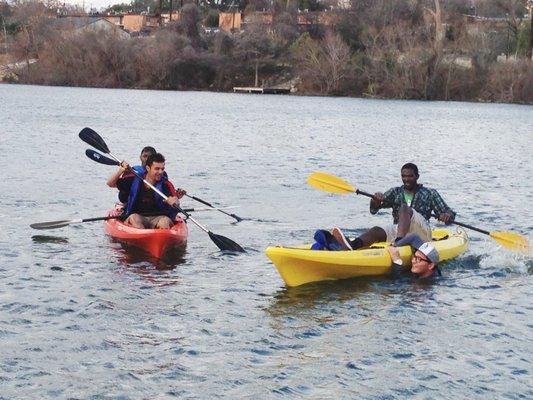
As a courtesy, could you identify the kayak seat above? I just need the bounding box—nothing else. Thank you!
[432,234,449,241]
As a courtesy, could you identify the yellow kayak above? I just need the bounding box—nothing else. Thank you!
[265,228,468,287]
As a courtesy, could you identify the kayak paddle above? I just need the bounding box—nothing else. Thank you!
[80,128,245,252]
[85,148,244,222]
[30,207,238,230]
[31,215,119,230]
[307,171,531,255]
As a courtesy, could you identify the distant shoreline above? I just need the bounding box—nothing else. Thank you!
[2,80,532,106]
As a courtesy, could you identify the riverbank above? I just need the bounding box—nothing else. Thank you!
[3,71,532,105]
[3,1,533,104]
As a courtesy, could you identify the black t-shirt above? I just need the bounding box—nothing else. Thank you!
[117,175,159,214]
[117,173,177,217]
[131,182,159,214]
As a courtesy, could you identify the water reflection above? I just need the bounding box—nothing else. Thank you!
[266,274,443,319]
[110,239,187,270]
[31,235,69,244]
[120,264,183,287]
[109,244,186,286]
[267,277,379,316]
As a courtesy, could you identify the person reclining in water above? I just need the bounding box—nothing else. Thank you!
[329,162,456,250]
[387,234,441,279]
[312,204,442,279]
[116,152,186,229]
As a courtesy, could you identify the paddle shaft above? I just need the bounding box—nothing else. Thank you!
[352,188,395,208]
[185,194,242,222]
[308,171,529,253]
[31,209,230,230]
[358,183,528,250]
[30,216,118,230]
[356,182,494,236]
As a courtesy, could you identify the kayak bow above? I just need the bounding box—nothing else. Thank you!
[104,210,188,259]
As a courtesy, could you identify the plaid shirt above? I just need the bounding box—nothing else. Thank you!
[370,185,456,224]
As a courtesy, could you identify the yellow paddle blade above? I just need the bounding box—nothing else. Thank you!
[490,231,531,254]
[307,172,356,195]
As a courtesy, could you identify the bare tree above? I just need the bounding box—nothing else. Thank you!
[294,31,352,95]
[234,22,275,86]
[11,0,53,70]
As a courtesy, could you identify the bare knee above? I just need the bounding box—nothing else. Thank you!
[360,226,387,246]
[368,226,387,238]
[399,204,412,217]
[156,217,173,229]
[125,214,144,228]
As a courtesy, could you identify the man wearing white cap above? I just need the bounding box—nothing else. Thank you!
[387,234,440,278]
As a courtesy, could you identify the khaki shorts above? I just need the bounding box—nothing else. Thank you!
[126,214,173,229]
[384,208,431,242]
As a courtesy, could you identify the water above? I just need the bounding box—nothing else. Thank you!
[1,84,532,398]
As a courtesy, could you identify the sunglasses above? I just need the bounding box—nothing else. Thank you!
[412,253,431,263]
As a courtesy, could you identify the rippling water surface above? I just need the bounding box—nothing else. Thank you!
[1,84,532,398]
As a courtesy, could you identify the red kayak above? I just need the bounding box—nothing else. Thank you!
[104,211,188,259]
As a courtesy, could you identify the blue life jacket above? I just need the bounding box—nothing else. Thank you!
[132,165,145,174]
[124,174,177,220]
[312,229,342,251]
[118,166,145,204]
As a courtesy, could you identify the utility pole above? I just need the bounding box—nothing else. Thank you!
[506,13,510,59]
[0,14,8,55]
[527,0,533,61]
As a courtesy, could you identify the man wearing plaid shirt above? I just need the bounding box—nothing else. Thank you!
[332,163,456,251]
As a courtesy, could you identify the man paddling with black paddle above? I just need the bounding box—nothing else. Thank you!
[117,153,186,229]
[79,127,245,252]
[107,146,157,191]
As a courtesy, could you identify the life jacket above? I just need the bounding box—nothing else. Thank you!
[132,165,145,174]
[124,173,177,220]
[117,165,145,204]
[118,166,167,203]
[311,229,342,251]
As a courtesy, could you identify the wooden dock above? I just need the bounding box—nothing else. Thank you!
[233,86,291,95]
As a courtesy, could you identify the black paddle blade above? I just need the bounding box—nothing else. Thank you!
[229,213,244,222]
[85,149,119,166]
[208,231,246,252]
[79,127,110,154]
[30,220,74,230]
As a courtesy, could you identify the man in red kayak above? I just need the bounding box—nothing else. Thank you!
[106,146,157,190]
[330,163,455,250]
[116,153,186,229]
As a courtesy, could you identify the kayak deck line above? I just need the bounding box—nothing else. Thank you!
[272,231,454,251]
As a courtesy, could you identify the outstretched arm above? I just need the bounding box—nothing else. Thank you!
[107,161,129,188]
[387,233,426,274]
[395,233,425,248]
